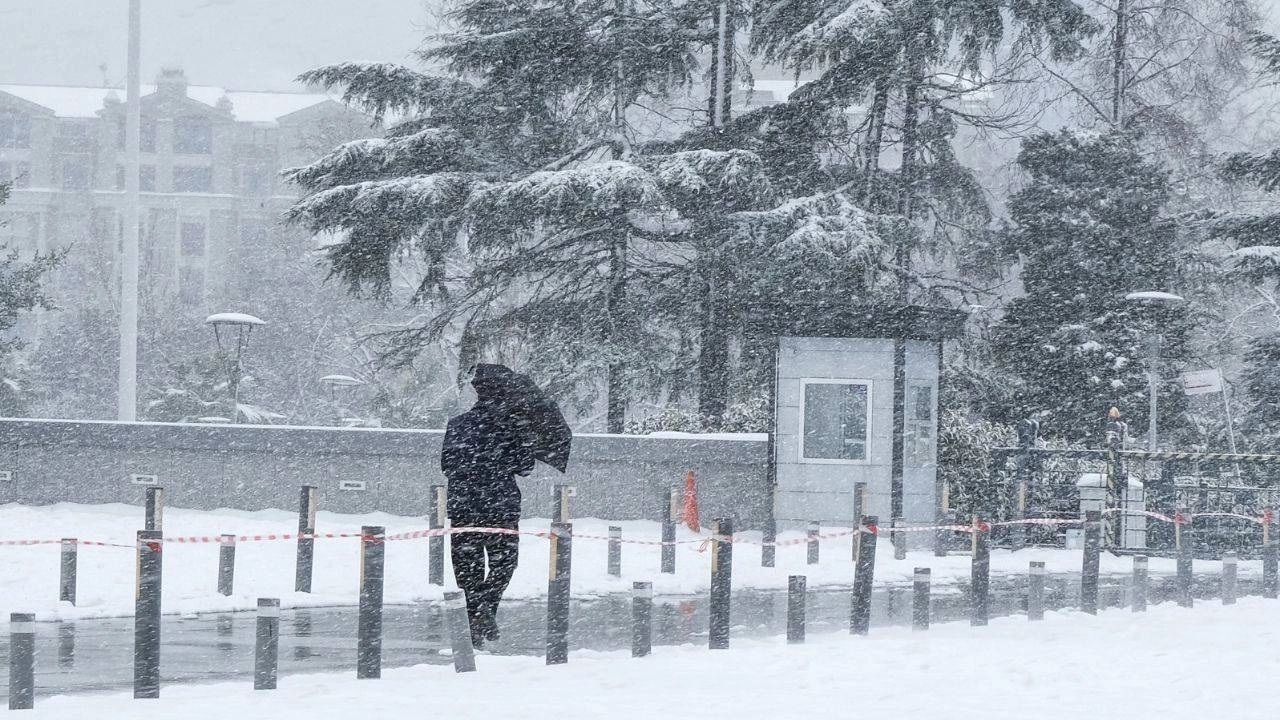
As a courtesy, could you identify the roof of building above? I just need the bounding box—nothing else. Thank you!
[0,82,339,123]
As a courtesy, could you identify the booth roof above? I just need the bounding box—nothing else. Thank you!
[745,303,966,341]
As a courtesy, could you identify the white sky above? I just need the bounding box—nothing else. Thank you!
[0,0,434,91]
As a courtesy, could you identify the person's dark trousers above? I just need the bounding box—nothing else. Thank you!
[450,520,520,643]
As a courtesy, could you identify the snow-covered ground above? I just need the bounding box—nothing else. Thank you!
[0,502,1246,621]
[25,598,1280,720]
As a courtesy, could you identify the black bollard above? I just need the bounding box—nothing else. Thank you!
[295,485,317,593]
[144,487,164,532]
[1081,510,1101,615]
[807,521,820,565]
[913,568,931,631]
[631,582,652,658]
[254,598,279,690]
[850,515,877,635]
[1132,555,1148,613]
[1222,552,1237,606]
[428,485,446,586]
[217,534,236,597]
[546,521,572,665]
[9,613,34,710]
[134,529,163,699]
[356,526,384,679]
[608,526,622,577]
[1264,543,1278,600]
[59,538,77,605]
[851,483,867,562]
[1028,561,1045,621]
[552,484,572,523]
[661,487,677,574]
[761,517,776,568]
[970,517,990,627]
[1176,508,1193,608]
[708,518,733,650]
[787,575,806,644]
[892,517,907,560]
[443,591,476,673]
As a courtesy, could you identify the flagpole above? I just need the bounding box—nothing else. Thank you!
[118,0,141,422]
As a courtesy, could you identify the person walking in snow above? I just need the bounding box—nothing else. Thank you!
[440,363,571,647]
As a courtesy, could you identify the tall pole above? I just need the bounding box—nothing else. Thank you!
[1146,335,1159,452]
[117,0,142,422]
[712,0,729,128]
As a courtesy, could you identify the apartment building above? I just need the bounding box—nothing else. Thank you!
[0,68,368,321]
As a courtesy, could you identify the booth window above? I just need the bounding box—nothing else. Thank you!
[800,379,871,462]
[906,385,935,465]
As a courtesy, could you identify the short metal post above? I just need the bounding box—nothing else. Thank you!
[913,568,930,631]
[1132,555,1148,613]
[1222,552,1237,606]
[9,613,34,710]
[552,484,572,523]
[134,529,162,699]
[807,521,820,565]
[217,534,236,596]
[761,517,776,568]
[661,487,677,574]
[1028,561,1045,621]
[970,517,990,627]
[850,515,877,635]
[787,575,806,644]
[709,518,733,649]
[1011,480,1028,552]
[443,591,476,673]
[59,538,77,605]
[631,582,652,658]
[356,526,384,679]
[546,521,572,664]
[892,517,907,560]
[1082,510,1101,615]
[295,485,317,593]
[144,487,164,531]
[254,598,279,690]
[1176,508,1193,608]
[428,485,446,586]
[851,483,867,562]
[1264,543,1278,600]
[608,526,622,577]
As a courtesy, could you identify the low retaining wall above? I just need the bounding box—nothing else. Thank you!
[0,419,771,525]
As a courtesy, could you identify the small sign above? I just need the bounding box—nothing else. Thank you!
[0,470,12,483]
[129,473,159,486]
[339,479,367,492]
[1181,369,1223,396]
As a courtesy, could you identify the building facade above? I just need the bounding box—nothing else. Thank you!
[0,68,369,327]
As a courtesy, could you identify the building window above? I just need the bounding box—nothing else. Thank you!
[174,117,212,155]
[800,379,871,462]
[119,165,157,191]
[173,166,213,193]
[0,111,31,149]
[241,166,270,196]
[61,157,91,191]
[906,385,935,466]
[179,266,205,304]
[180,222,205,257]
[115,118,158,153]
[13,162,30,188]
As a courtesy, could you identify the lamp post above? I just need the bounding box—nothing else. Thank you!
[319,374,366,426]
[1124,291,1185,452]
[206,313,266,424]
[117,0,142,422]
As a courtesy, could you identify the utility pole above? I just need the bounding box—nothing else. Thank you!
[117,0,142,422]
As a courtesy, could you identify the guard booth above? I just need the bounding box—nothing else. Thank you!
[752,305,966,545]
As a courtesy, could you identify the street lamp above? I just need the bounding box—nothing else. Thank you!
[319,374,366,426]
[1124,291,1186,451]
[206,313,266,424]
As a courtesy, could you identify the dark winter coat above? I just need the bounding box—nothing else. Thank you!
[440,400,535,526]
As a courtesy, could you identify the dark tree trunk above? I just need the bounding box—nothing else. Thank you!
[606,232,627,433]
[861,77,890,206]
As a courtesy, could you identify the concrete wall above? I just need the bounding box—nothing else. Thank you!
[0,419,772,526]
[773,337,938,538]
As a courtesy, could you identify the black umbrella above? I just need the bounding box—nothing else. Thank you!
[472,364,573,472]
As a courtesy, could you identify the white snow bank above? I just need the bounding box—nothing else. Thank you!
[0,503,1244,622]
[27,598,1280,720]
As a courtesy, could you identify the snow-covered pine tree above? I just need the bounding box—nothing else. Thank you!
[991,130,1191,442]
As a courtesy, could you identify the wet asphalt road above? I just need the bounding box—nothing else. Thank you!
[3,569,1256,700]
